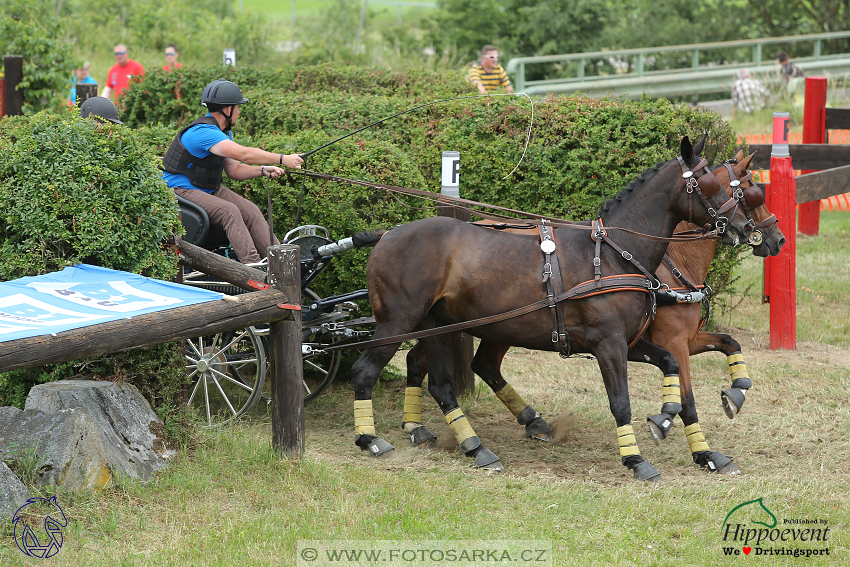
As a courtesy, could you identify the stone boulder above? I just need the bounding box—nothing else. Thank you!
[0,460,31,520]
[0,406,112,490]
[25,380,174,482]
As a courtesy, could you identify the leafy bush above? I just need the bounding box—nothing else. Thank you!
[0,0,77,113]
[0,109,190,440]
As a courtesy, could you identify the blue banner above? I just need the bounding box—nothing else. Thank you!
[0,265,224,343]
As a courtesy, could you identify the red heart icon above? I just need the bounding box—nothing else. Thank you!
[743,547,752,555]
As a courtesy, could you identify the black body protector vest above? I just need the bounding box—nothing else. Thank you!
[161,116,228,191]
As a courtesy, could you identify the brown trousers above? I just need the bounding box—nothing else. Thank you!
[174,185,279,263]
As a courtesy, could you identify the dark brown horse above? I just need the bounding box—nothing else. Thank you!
[401,150,784,476]
[350,137,755,481]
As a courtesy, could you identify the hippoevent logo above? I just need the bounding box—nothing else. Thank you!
[720,497,830,558]
[12,496,68,559]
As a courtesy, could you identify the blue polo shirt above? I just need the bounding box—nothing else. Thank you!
[161,115,233,193]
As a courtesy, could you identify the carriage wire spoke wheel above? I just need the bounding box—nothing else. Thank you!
[185,327,266,427]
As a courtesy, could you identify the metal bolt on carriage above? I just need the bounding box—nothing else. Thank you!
[176,195,375,427]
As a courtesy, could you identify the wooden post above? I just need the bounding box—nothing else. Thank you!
[766,112,796,350]
[75,83,98,105]
[799,77,828,235]
[3,55,24,116]
[267,244,305,457]
[438,151,475,396]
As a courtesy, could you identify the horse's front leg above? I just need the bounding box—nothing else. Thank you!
[422,332,502,471]
[689,331,752,419]
[595,337,662,482]
[471,340,552,441]
[627,338,681,444]
[351,338,405,458]
[401,341,438,447]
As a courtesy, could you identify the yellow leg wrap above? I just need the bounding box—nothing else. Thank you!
[727,353,750,381]
[403,387,423,424]
[662,374,681,407]
[494,383,529,417]
[684,423,710,453]
[354,399,376,436]
[617,424,640,457]
[445,408,477,445]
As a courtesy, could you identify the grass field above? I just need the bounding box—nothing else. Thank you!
[232,0,437,25]
[1,217,848,565]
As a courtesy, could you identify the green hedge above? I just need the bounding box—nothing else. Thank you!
[0,109,191,440]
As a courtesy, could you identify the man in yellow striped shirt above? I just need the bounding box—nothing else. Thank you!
[467,45,513,94]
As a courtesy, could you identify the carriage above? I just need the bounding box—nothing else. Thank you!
[175,195,374,427]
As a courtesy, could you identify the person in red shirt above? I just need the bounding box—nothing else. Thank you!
[101,44,145,101]
[163,44,182,72]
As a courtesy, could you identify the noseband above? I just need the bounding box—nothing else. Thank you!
[723,160,778,246]
[676,156,738,234]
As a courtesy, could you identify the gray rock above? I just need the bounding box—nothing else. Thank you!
[0,406,112,490]
[0,460,31,520]
[25,380,173,482]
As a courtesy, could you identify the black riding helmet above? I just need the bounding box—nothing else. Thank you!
[79,96,123,125]
[201,79,248,130]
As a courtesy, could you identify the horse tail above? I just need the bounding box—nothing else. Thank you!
[315,229,386,257]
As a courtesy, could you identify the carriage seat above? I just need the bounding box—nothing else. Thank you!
[175,193,229,249]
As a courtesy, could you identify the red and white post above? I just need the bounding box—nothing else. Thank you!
[799,77,828,235]
[764,112,796,350]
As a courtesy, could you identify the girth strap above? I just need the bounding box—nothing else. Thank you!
[539,224,571,356]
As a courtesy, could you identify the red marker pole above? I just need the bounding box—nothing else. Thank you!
[799,77,828,235]
[766,112,796,350]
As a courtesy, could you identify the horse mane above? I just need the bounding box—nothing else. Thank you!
[595,159,674,218]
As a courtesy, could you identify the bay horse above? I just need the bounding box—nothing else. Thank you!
[400,149,784,476]
[349,136,754,481]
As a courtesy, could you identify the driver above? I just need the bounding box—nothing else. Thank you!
[161,79,303,264]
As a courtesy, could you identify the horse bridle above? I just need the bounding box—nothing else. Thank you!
[723,160,777,246]
[676,155,740,236]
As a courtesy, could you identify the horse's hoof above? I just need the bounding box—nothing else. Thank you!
[366,437,395,458]
[409,425,437,447]
[703,451,740,475]
[473,448,503,471]
[646,413,674,445]
[525,416,552,442]
[721,388,747,419]
[632,461,663,482]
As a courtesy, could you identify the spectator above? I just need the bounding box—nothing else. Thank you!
[777,51,805,82]
[161,79,304,264]
[731,69,770,117]
[101,44,145,101]
[80,97,123,125]
[68,61,97,105]
[467,45,513,94]
[163,44,182,71]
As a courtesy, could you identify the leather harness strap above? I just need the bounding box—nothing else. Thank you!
[539,223,571,356]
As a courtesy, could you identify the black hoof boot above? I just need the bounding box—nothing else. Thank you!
[721,379,751,419]
[408,425,437,447]
[694,450,740,475]
[632,461,663,482]
[470,447,503,471]
[524,416,552,442]
[355,434,395,458]
[646,413,675,445]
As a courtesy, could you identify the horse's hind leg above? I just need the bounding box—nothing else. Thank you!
[401,342,438,447]
[422,331,502,471]
[471,341,552,441]
[689,332,752,419]
[351,340,405,457]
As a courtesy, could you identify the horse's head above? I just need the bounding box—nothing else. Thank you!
[679,135,753,246]
[712,150,785,257]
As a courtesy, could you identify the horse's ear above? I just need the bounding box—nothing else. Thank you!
[734,148,744,162]
[692,132,709,156]
[681,136,694,162]
[740,151,756,170]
